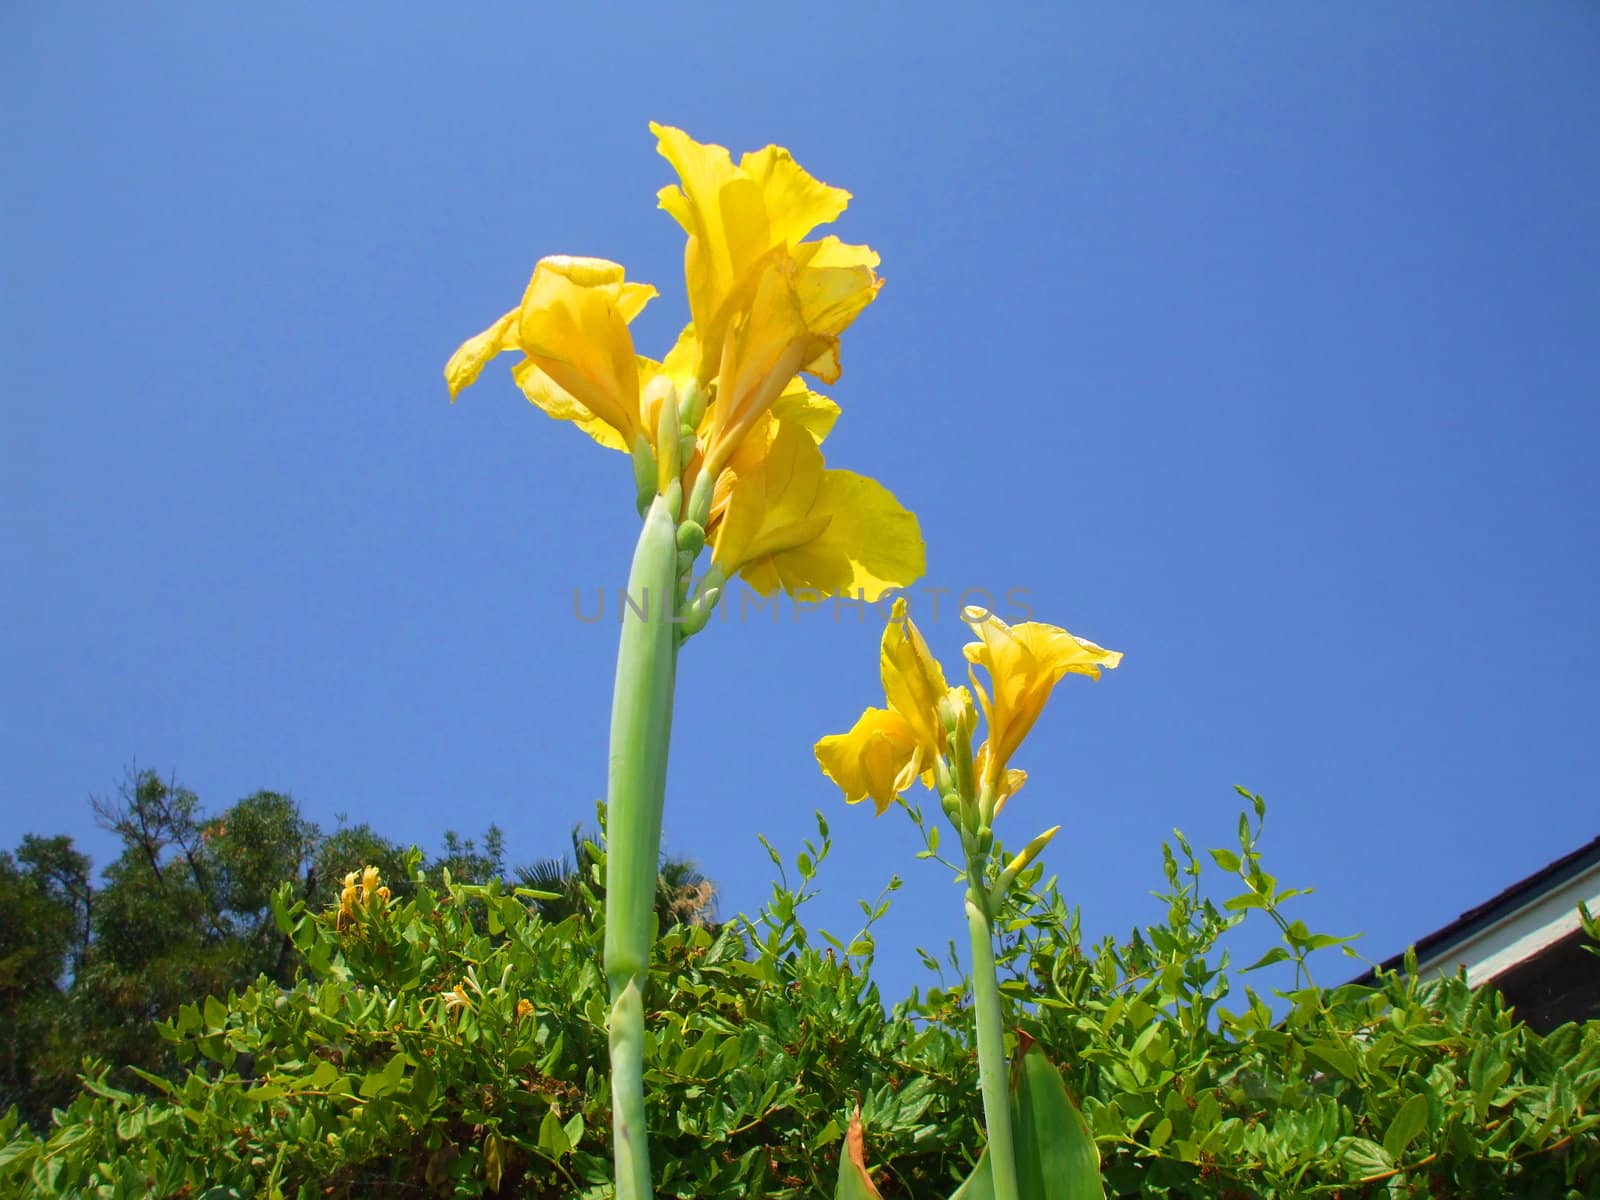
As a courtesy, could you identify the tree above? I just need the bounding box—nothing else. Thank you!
[0,836,92,1125]
[1,772,720,1130]
[514,825,717,930]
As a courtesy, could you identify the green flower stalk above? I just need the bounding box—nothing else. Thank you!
[603,489,679,1200]
[964,854,1021,1200]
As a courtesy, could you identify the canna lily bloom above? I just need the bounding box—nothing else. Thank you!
[445,255,658,451]
[814,599,972,812]
[651,123,881,477]
[443,127,923,606]
[962,607,1122,797]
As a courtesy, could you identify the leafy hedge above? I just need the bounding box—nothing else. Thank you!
[3,797,1595,1198]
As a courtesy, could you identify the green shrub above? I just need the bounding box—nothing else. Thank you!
[3,798,1595,1199]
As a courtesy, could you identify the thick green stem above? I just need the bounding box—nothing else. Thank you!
[604,493,680,1200]
[966,883,1020,1200]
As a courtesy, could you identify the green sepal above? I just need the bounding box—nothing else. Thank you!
[630,434,657,516]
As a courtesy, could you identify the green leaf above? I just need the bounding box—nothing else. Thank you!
[538,1106,572,1156]
[1382,1092,1430,1162]
[1338,1136,1393,1180]
[562,1111,584,1151]
[833,1111,883,1200]
[1241,946,1291,973]
[1306,1041,1360,1080]
[203,994,228,1031]
[1013,1042,1104,1200]
[1208,848,1241,873]
[410,1058,437,1106]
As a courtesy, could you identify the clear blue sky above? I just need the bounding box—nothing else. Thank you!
[4,5,1597,1003]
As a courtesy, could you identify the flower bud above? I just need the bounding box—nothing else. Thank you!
[676,521,706,557]
[678,379,707,432]
[687,468,716,530]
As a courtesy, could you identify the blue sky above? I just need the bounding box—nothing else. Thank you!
[4,4,1597,1004]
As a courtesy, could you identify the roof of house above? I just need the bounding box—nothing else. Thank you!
[1352,833,1600,985]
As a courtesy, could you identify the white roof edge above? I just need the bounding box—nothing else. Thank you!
[1416,859,1600,987]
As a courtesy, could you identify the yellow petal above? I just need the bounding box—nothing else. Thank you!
[709,408,923,603]
[703,247,881,469]
[760,468,924,602]
[651,125,769,373]
[515,257,656,446]
[879,597,949,756]
[705,257,818,463]
[444,309,519,400]
[815,707,920,813]
[769,378,840,443]
[963,610,1122,787]
[511,359,628,451]
[974,741,1029,816]
[737,143,852,247]
[650,123,870,394]
[710,418,827,578]
[790,237,882,335]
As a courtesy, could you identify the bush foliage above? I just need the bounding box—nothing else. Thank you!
[3,793,1596,1199]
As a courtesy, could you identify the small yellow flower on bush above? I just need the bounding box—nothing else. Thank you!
[336,865,391,931]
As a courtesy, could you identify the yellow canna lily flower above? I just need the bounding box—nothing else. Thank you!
[445,255,658,451]
[962,607,1123,794]
[815,600,973,811]
[651,124,881,477]
[444,127,922,606]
